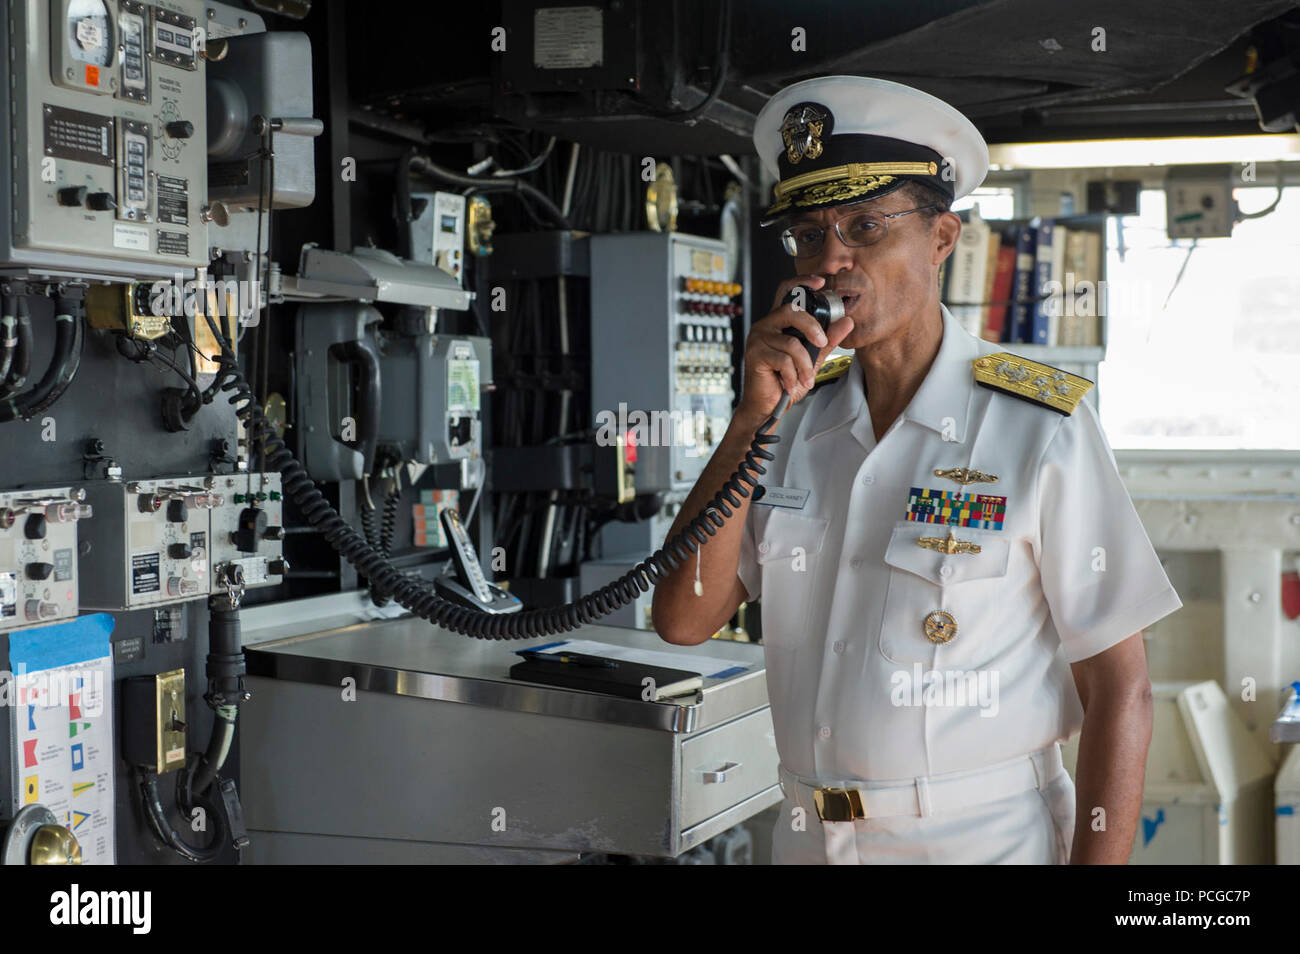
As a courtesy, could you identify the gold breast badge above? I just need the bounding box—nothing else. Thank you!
[924,610,957,644]
[933,467,998,485]
[917,530,981,555]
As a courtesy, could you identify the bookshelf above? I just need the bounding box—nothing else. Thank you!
[942,211,1108,409]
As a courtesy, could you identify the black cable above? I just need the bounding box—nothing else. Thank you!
[0,294,14,385]
[0,296,82,423]
[186,713,235,801]
[208,310,788,639]
[1,295,32,397]
[381,484,400,555]
[139,769,224,864]
[150,342,203,413]
[359,474,390,607]
[653,0,731,124]
[409,155,570,230]
[20,310,83,419]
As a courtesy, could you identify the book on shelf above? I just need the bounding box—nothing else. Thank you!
[947,207,991,337]
[940,213,1106,349]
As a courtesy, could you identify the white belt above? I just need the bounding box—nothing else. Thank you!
[777,744,1064,864]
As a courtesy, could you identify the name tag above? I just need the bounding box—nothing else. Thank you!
[755,485,810,509]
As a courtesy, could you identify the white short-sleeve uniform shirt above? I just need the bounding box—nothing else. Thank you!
[737,304,1182,784]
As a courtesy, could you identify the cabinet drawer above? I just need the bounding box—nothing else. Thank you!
[678,708,778,829]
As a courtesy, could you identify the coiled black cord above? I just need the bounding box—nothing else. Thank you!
[381,485,400,555]
[359,483,391,608]
[208,314,786,639]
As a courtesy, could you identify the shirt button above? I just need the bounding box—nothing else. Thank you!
[849,557,862,569]
[939,563,953,579]
[818,725,832,740]
[832,640,846,653]
[758,541,770,554]
[861,473,875,485]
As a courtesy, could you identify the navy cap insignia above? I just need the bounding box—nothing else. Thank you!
[781,102,833,165]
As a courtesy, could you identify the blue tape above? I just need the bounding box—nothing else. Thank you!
[707,666,750,679]
[7,613,115,672]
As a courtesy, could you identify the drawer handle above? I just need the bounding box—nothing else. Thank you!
[702,761,742,783]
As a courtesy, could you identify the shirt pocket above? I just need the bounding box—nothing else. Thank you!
[877,521,1011,667]
[755,508,829,648]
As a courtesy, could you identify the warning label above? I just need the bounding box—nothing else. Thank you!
[157,230,188,256]
[131,552,160,594]
[157,175,188,225]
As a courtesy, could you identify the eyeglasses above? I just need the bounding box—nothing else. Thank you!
[779,205,937,258]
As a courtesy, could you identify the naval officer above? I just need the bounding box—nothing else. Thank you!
[652,75,1183,864]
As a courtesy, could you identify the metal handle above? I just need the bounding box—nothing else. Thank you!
[702,761,741,783]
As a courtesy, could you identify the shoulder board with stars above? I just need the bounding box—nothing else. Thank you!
[811,353,853,391]
[971,352,1093,415]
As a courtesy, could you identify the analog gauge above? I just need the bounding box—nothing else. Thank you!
[65,0,114,68]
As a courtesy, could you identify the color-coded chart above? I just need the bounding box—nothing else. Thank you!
[6,614,116,864]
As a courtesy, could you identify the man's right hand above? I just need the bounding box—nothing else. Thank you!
[737,275,855,421]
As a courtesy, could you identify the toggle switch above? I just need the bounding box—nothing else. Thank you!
[56,186,88,207]
[85,192,116,212]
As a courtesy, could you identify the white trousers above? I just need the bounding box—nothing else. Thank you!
[771,748,1076,865]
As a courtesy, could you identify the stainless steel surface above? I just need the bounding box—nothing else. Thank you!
[241,616,778,859]
[245,615,770,733]
[679,708,780,829]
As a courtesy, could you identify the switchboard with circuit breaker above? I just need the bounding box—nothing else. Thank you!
[76,474,285,610]
[0,487,92,631]
[589,232,740,496]
[0,0,224,280]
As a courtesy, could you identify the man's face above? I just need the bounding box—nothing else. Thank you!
[783,191,960,350]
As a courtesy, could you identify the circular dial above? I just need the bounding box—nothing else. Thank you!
[66,0,114,68]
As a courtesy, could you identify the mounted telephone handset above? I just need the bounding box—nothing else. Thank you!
[204,286,837,641]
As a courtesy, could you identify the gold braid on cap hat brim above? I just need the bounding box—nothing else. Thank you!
[766,161,940,215]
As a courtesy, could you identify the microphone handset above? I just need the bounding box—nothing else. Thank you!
[777,285,844,414]
[204,288,839,640]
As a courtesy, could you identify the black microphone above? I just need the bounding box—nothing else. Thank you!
[780,285,844,368]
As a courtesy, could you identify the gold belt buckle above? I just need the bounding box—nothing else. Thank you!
[813,786,864,822]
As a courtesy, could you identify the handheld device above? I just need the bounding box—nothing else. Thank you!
[780,286,844,370]
[433,506,523,614]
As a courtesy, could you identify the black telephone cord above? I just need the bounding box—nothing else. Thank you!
[209,313,789,639]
